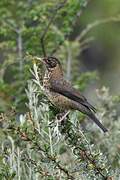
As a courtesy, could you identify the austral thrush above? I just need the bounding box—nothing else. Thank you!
[38,56,108,133]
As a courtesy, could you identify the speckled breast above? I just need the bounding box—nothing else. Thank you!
[43,72,73,111]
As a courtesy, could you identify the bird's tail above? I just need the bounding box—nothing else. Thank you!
[88,113,108,133]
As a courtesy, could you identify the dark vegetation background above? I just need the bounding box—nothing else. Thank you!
[0,0,120,179]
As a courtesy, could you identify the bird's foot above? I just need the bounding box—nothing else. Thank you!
[56,111,70,123]
[48,120,54,127]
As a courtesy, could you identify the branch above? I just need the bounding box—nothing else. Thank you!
[51,0,91,56]
[3,19,19,33]
[22,154,51,178]
[59,119,111,179]
[7,125,74,179]
[2,19,24,74]
[77,15,120,41]
[40,0,68,57]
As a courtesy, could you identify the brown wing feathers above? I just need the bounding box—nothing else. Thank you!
[50,80,96,112]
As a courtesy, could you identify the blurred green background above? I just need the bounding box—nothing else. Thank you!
[79,0,120,94]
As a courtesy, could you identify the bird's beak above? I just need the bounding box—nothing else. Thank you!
[32,57,45,64]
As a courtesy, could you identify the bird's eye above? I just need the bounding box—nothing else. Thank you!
[44,57,58,68]
[51,61,56,67]
[47,60,50,63]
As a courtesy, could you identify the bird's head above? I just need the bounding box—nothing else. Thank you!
[42,56,61,70]
[33,56,63,77]
[42,56,63,77]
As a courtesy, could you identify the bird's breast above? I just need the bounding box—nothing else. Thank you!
[43,72,75,110]
[43,71,51,89]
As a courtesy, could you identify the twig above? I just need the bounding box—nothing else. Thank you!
[3,19,19,33]
[27,134,74,179]
[22,154,51,177]
[40,0,68,57]
[3,19,24,75]
[77,15,120,41]
[51,0,91,56]
[58,111,70,122]
[60,119,109,179]
[8,126,74,179]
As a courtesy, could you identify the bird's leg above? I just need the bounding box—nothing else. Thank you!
[48,111,70,128]
[56,111,70,122]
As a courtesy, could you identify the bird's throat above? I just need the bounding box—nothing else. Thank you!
[43,64,63,93]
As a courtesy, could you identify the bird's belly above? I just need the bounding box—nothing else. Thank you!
[47,91,73,110]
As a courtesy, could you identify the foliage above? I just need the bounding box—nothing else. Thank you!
[0,0,120,179]
[0,63,119,179]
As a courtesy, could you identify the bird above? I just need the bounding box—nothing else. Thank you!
[37,56,108,133]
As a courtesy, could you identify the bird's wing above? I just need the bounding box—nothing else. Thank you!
[50,79,96,112]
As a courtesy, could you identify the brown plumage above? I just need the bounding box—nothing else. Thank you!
[40,56,108,133]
